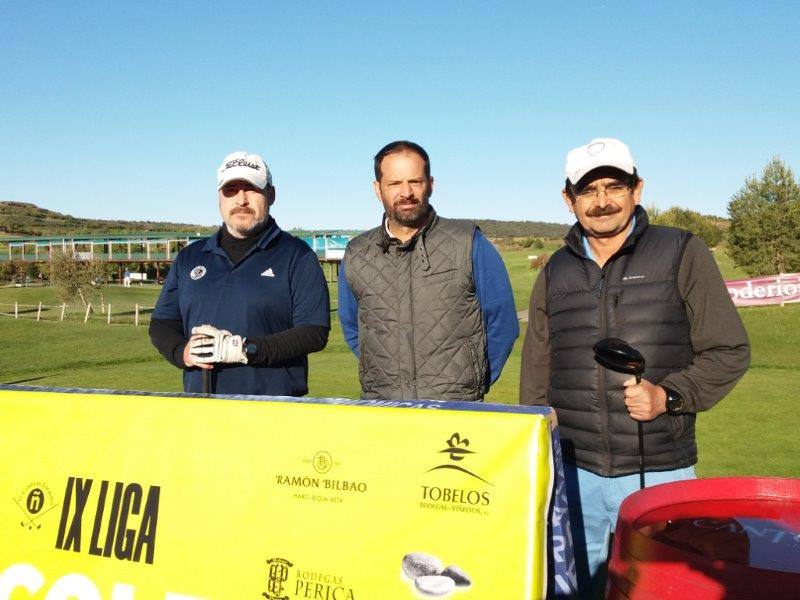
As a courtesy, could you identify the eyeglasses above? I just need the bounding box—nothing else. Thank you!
[573,182,631,204]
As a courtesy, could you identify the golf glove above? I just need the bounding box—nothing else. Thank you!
[189,325,248,364]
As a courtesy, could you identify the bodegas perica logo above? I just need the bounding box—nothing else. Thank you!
[263,557,357,600]
[13,481,59,531]
[263,558,292,600]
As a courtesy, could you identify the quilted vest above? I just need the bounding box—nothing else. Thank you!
[546,207,697,476]
[343,212,488,400]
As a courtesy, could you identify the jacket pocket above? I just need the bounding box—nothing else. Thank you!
[422,268,456,284]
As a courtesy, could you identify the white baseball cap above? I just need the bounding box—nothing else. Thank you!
[216,151,272,190]
[564,138,636,185]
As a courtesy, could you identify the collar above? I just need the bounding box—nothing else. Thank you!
[377,207,437,250]
[376,208,437,272]
[203,216,281,253]
[581,214,637,263]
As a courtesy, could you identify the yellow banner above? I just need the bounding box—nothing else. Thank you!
[1,388,555,599]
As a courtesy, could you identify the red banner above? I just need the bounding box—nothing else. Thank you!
[725,273,800,307]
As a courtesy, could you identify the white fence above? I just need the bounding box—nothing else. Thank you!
[0,301,155,326]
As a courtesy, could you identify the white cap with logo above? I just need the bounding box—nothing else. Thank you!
[216,151,272,190]
[564,137,636,185]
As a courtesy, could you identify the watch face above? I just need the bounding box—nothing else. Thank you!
[245,342,258,357]
[667,391,685,414]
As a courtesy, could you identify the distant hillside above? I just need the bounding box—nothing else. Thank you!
[0,201,216,237]
[0,201,569,240]
[453,219,569,239]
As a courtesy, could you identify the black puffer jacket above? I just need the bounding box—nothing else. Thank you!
[545,208,696,476]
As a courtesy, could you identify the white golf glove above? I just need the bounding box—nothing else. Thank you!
[189,324,248,364]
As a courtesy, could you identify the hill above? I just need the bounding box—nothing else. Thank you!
[0,201,216,237]
[0,201,569,240]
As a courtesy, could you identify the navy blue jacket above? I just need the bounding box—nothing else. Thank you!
[153,219,330,395]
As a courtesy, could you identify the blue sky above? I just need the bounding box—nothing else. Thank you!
[2,1,798,230]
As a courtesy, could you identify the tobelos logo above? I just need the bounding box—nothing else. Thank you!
[427,433,492,486]
[190,265,207,280]
[263,558,293,600]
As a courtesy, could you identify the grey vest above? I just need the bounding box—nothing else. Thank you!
[546,207,696,476]
[344,212,488,400]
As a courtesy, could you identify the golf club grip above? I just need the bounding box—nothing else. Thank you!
[202,369,210,394]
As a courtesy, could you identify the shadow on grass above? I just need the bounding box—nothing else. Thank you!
[3,374,60,385]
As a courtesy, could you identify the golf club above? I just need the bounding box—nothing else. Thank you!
[202,368,211,395]
[593,337,646,490]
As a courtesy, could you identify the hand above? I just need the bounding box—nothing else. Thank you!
[187,324,248,365]
[622,377,667,421]
[183,334,214,369]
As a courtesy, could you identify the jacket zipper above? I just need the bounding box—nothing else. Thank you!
[597,263,612,474]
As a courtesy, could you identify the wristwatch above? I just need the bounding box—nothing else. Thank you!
[244,338,259,364]
[663,386,686,416]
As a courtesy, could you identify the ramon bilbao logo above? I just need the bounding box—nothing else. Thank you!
[275,451,367,497]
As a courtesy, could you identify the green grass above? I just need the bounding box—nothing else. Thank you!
[712,242,750,280]
[1,248,798,477]
[693,301,800,477]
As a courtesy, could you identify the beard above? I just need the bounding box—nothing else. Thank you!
[225,208,269,238]
[385,196,432,228]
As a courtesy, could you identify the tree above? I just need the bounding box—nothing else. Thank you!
[25,263,41,281]
[727,157,800,276]
[0,260,26,284]
[49,251,107,306]
[648,206,724,248]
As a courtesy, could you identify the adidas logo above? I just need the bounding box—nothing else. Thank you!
[261,268,275,278]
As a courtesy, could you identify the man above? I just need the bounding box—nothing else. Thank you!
[339,140,518,400]
[150,151,330,395]
[520,137,750,596]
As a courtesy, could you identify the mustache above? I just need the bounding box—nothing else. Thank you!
[585,205,622,217]
[230,207,254,216]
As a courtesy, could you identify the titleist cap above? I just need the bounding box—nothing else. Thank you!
[565,137,636,185]
[216,151,272,190]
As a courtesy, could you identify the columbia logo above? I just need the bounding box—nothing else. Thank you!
[261,268,275,278]
[622,275,645,281]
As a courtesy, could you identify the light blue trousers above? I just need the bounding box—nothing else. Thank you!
[564,464,697,598]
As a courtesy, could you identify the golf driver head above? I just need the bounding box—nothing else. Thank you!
[593,337,646,379]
